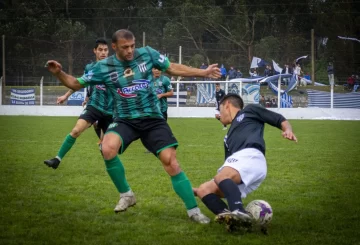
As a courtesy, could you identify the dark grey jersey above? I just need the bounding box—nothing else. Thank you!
[224,104,286,159]
[215,89,226,109]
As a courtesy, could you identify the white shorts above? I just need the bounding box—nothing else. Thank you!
[217,148,267,198]
[214,109,220,115]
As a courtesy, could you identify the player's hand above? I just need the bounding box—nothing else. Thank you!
[45,60,62,75]
[57,95,67,104]
[205,64,221,79]
[282,130,298,142]
[157,94,162,99]
[82,101,87,107]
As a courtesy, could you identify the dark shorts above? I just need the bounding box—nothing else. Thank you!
[79,105,113,133]
[162,111,168,121]
[106,117,178,156]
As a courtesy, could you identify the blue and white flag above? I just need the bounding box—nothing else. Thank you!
[250,56,268,68]
[196,83,216,104]
[272,60,282,74]
[10,88,35,105]
[337,36,360,43]
[168,91,187,105]
[280,92,293,108]
[296,55,308,63]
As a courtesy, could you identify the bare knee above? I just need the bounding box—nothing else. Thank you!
[70,127,82,138]
[101,143,118,160]
[159,148,181,176]
[197,180,220,199]
[197,183,212,199]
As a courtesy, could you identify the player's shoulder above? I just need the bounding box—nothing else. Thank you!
[244,103,263,112]
[135,46,158,56]
[162,75,171,83]
[84,61,96,71]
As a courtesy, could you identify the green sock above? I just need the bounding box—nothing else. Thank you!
[171,172,197,210]
[57,134,76,160]
[104,156,130,193]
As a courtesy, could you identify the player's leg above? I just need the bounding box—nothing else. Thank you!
[141,118,210,224]
[44,106,99,169]
[101,120,140,213]
[214,149,267,230]
[194,180,229,215]
[44,118,91,169]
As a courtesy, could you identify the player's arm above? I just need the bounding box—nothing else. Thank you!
[167,63,220,79]
[280,120,297,142]
[249,104,297,142]
[45,60,83,91]
[147,46,221,79]
[57,89,75,104]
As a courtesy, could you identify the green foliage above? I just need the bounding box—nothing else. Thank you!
[0,117,359,244]
[1,0,359,79]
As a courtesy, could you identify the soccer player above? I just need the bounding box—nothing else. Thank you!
[152,68,173,120]
[45,29,221,224]
[44,38,113,169]
[214,83,227,130]
[193,94,297,231]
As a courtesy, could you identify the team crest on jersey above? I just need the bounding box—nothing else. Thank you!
[96,85,106,91]
[116,79,150,98]
[123,68,134,78]
[236,114,245,122]
[158,81,163,86]
[84,70,94,81]
[110,71,118,83]
[108,122,118,129]
[138,62,147,73]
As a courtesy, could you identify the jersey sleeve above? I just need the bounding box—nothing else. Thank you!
[77,62,106,87]
[163,76,173,92]
[146,46,170,72]
[247,104,286,129]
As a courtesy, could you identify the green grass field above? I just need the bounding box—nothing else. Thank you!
[0,117,359,245]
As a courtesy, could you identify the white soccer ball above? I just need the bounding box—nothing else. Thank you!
[245,200,273,225]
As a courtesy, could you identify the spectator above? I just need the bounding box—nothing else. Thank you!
[259,95,266,107]
[327,62,335,86]
[220,64,227,80]
[236,69,243,78]
[228,66,237,80]
[347,75,355,90]
[264,65,274,77]
[200,63,207,69]
[354,75,360,92]
[281,64,293,74]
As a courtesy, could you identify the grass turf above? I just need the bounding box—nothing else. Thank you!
[0,116,359,245]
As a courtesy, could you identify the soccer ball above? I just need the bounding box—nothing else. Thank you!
[245,200,273,225]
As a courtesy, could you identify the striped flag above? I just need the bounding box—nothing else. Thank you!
[280,92,293,108]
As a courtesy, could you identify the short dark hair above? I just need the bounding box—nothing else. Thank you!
[215,83,220,86]
[112,29,135,43]
[94,38,108,49]
[219,93,244,109]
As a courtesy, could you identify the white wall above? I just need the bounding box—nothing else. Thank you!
[1,105,360,120]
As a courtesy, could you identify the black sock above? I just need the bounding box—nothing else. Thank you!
[94,126,101,139]
[217,179,245,212]
[223,124,227,127]
[201,193,228,215]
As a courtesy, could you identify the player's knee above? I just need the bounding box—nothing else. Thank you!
[160,148,178,167]
[197,183,212,199]
[70,127,82,138]
[101,143,117,160]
